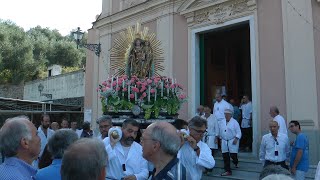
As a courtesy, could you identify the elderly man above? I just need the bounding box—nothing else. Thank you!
[201,106,218,156]
[217,109,242,176]
[259,121,290,170]
[142,121,187,179]
[270,106,288,135]
[196,105,205,116]
[61,138,107,180]
[240,95,253,151]
[288,120,309,180]
[0,116,41,179]
[97,115,113,140]
[35,129,78,180]
[178,116,215,180]
[103,119,148,180]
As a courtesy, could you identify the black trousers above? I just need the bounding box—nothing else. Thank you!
[222,152,238,172]
[241,127,252,149]
[264,160,289,170]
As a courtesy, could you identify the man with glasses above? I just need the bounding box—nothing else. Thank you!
[178,116,215,180]
[288,120,309,180]
[218,109,242,176]
[97,115,113,141]
[103,119,148,180]
[259,121,290,170]
[141,122,187,180]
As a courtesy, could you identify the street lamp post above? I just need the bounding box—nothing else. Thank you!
[71,27,101,57]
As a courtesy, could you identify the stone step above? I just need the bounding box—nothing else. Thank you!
[203,157,317,180]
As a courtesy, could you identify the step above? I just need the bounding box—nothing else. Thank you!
[203,157,317,180]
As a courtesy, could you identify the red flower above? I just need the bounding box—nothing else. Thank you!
[130,94,135,99]
[150,89,156,94]
[116,87,121,91]
[132,87,139,93]
[122,88,127,92]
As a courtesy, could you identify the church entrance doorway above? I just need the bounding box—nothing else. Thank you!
[199,22,253,151]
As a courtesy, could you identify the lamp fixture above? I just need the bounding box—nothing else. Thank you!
[71,27,101,57]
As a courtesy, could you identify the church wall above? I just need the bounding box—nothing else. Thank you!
[173,13,189,120]
[256,0,287,135]
[312,0,320,130]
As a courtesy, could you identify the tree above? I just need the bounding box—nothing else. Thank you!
[0,20,36,84]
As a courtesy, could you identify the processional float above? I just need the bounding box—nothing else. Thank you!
[98,22,187,120]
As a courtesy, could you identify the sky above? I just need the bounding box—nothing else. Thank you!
[0,0,101,36]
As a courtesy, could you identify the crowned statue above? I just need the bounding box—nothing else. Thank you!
[127,35,154,78]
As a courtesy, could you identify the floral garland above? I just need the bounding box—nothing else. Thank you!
[97,75,187,119]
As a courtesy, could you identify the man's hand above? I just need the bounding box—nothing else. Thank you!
[110,134,119,148]
[123,175,136,180]
[185,135,197,149]
[233,138,238,145]
[215,137,219,144]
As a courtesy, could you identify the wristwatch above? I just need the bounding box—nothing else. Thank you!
[194,146,200,152]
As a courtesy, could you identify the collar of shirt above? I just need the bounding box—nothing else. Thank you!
[51,159,62,166]
[151,157,179,180]
[4,157,37,178]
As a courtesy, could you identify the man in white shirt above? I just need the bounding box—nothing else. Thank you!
[178,116,215,180]
[213,93,231,122]
[96,115,112,141]
[239,95,253,151]
[218,109,242,176]
[269,106,288,135]
[38,114,54,158]
[201,107,218,154]
[195,105,204,116]
[259,121,290,170]
[103,119,148,180]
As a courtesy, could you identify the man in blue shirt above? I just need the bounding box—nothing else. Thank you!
[0,116,41,180]
[35,129,78,180]
[289,120,309,180]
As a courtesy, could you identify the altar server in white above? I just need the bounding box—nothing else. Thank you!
[178,116,215,180]
[218,108,241,176]
[201,106,218,152]
[103,119,148,180]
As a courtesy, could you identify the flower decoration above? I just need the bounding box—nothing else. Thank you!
[98,75,187,119]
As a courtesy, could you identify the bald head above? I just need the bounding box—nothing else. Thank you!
[0,116,40,164]
[269,106,280,118]
[145,122,181,156]
[61,138,107,180]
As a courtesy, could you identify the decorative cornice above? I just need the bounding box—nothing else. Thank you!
[180,0,256,26]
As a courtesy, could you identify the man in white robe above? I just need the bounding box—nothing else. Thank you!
[103,119,148,180]
[218,108,241,176]
[269,106,287,135]
[239,95,252,151]
[201,107,218,152]
[178,116,215,180]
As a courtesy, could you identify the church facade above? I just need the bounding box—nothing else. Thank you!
[85,0,320,164]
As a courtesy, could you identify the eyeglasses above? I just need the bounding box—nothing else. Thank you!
[190,128,207,135]
[140,137,156,143]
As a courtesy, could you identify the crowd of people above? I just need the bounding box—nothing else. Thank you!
[0,92,318,180]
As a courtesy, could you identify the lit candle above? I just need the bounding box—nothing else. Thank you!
[128,84,130,101]
[135,85,137,102]
[148,85,151,102]
[122,80,124,98]
[161,81,163,97]
[111,76,114,89]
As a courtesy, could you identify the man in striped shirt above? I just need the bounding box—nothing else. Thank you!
[0,116,41,180]
[142,122,187,180]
